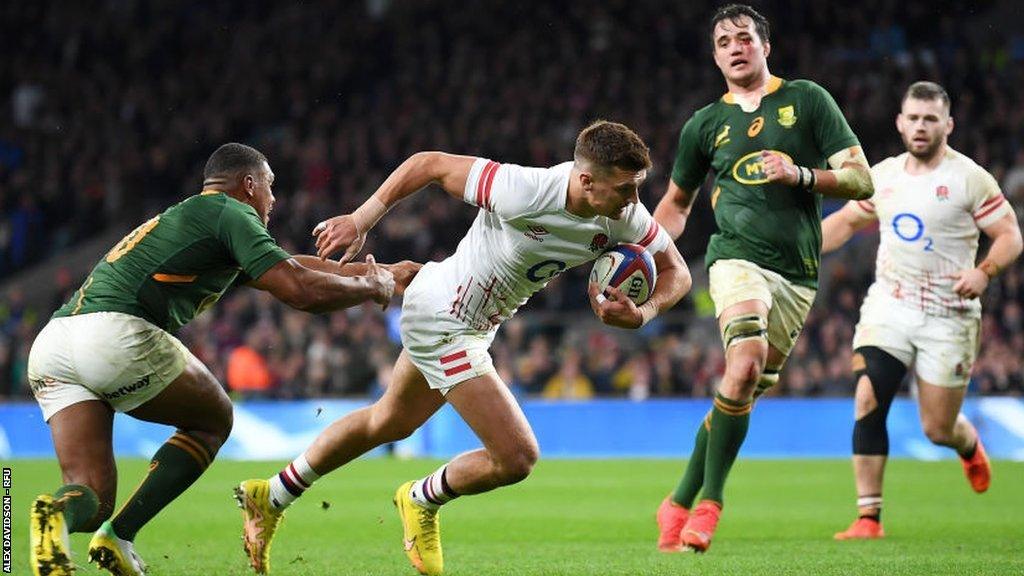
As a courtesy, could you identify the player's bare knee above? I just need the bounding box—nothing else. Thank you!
[922,422,955,446]
[493,449,538,486]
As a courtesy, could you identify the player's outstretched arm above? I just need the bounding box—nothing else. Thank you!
[292,255,422,295]
[762,146,874,201]
[952,211,1024,298]
[250,254,395,313]
[653,180,698,241]
[589,242,691,329]
[821,202,876,254]
[313,152,477,262]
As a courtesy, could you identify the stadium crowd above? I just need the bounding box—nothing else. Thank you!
[2,0,1023,399]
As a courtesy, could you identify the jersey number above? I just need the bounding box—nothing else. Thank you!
[106,216,160,263]
[891,212,933,252]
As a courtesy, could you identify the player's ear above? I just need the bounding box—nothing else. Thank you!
[946,116,954,136]
[579,171,594,192]
[762,40,770,59]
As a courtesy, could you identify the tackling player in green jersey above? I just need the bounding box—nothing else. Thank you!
[27,143,415,576]
[653,4,873,553]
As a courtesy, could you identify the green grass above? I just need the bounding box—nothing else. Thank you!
[8,458,1024,575]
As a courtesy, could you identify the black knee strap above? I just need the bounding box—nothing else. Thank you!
[852,346,907,456]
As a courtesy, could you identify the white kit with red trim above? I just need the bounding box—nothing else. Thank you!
[850,148,1014,317]
[409,158,671,332]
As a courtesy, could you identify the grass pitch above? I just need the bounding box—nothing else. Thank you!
[8,458,1023,575]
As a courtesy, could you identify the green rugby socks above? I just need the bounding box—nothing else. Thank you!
[701,392,752,505]
[671,412,710,508]
[53,484,100,532]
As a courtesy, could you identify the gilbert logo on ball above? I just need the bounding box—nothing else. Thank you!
[589,243,657,305]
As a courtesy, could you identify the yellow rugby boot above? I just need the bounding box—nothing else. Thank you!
[394,481,443,575]
[234,479,285,574]
[88,521,147,575]
[29,494,75,576]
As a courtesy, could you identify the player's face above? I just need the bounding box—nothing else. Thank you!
[250,161,276,226]
[897,98,953,160]
[712,17,770,88]
[587,167,645,219]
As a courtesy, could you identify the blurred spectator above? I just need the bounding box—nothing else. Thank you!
[2,0,1024,400]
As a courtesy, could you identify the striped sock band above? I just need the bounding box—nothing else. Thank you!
[410,464,460,511]
[268,454,321,510]
[857,494,882,521]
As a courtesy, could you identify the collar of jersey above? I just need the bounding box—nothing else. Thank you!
[721,75,783,106]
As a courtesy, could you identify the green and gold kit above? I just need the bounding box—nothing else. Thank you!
[671,76,860,288]
[54,192,290,332]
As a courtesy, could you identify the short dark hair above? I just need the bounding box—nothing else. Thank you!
[710,4,770,45]
[574,121,651,174]
[903,81,951,111]
[203,143,268,180]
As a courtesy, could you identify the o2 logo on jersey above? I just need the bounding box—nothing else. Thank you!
[891,212,934,251]
[731,150,794,185]
[526,260,566,282]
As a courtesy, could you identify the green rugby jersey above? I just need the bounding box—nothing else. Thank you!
[54,191,290,332]
[671,76,860,288]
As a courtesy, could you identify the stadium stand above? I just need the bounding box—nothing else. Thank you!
[2,0,1022,399]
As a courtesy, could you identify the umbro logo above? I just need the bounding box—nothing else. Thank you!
[524,225,549,242]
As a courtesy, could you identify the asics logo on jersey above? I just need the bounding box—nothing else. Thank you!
[732,150,794,185]
[524,225,549,242]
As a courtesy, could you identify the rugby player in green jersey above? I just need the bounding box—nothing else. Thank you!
[26,143,414,576]
[652,4,874,553]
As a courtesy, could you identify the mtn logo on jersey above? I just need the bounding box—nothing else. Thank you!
[524,225,549,241]
[777,105,797,128]
[731,150,795,185]
[936,185,950,201]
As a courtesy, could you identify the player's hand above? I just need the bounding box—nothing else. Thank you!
[313,215,365,263]
[588,282,643,329]
[952,267,989,299]
[383,260,422,296]
[365,254,395,309]
[761,151,799,186]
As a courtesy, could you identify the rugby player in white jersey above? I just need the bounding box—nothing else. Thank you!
[821,81,1022,540]
[235,121,691,575]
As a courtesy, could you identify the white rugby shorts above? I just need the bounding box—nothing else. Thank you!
[27,311,190,421]
[853,293,980,388]
[708,259,817,355]
[400,262,498,394]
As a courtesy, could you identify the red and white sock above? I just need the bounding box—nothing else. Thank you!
[268,454,321,510]
[409,464,460,511]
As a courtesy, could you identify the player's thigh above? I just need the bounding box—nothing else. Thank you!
[916,378,967,433]
[370,351,446,436]
[445,371,538,464]
[48,399,117,502]
[127,349,232,442]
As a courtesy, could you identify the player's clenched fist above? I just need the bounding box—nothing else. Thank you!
[588,282,643,329]
[313,214,365,263]
[761,150,799,186]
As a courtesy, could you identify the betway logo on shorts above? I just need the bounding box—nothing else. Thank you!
[103,376,152,400]
[731,150,794,185]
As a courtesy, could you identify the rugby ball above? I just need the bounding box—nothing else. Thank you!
[589,243,657,305]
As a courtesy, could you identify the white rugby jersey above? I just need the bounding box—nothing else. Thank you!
[419,158,671,331]
[849,147,1013,317]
